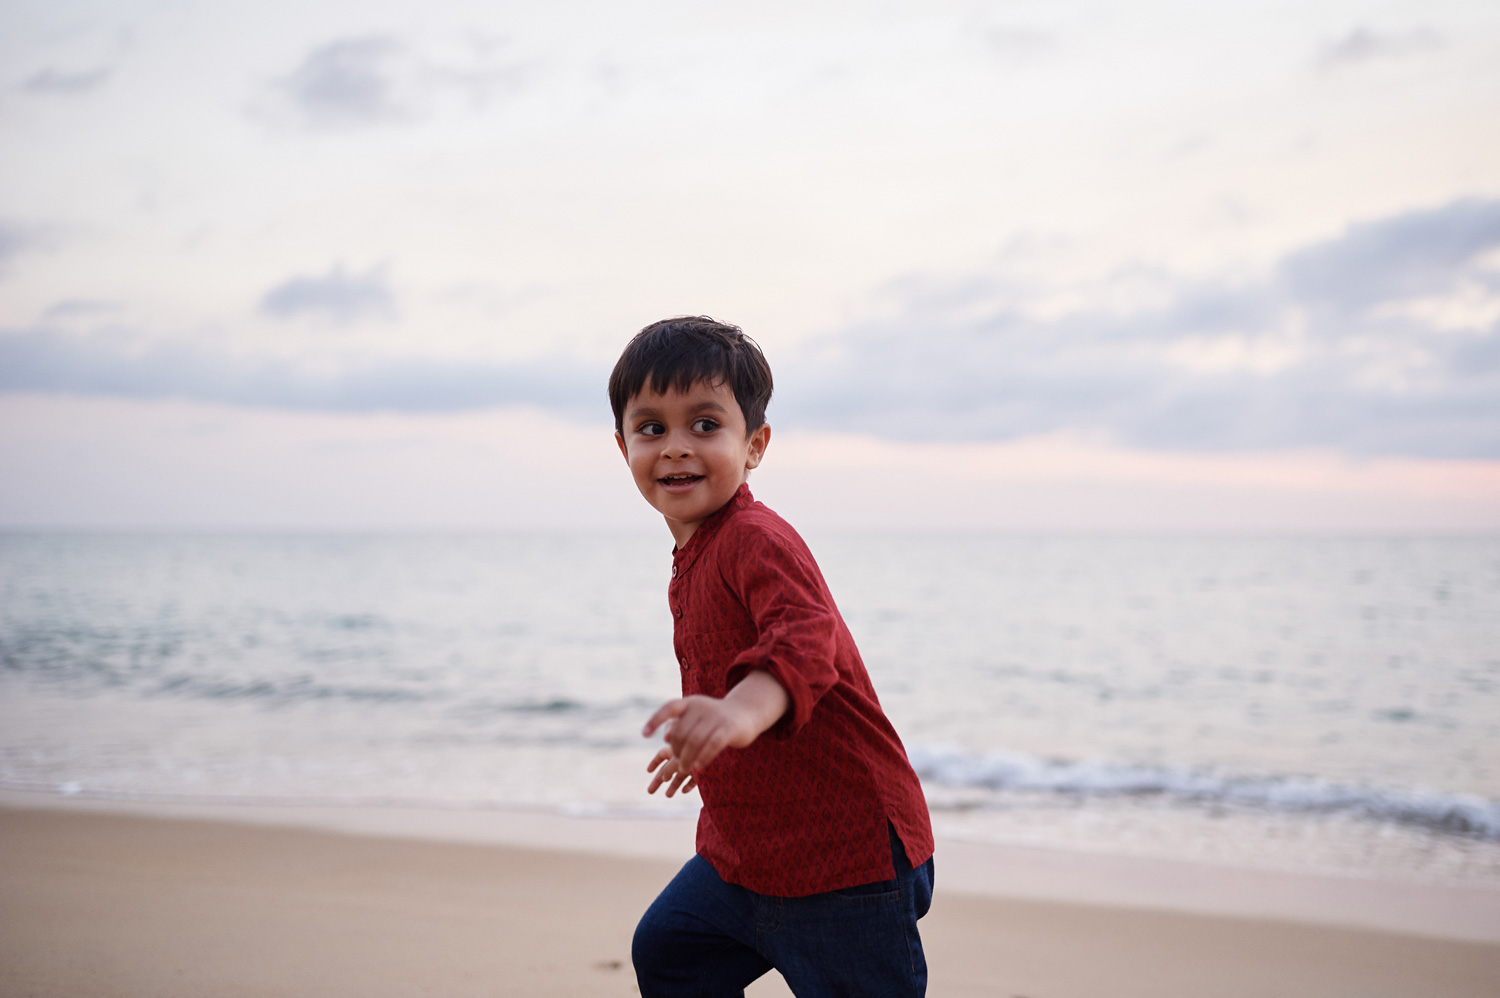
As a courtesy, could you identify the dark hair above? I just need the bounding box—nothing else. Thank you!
[608,316,774,436]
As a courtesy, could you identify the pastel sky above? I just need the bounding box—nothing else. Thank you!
[2,0,1498,530]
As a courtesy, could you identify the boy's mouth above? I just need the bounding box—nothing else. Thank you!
[658,473,705,491]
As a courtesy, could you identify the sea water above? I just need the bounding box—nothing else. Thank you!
[2,532,1497,885]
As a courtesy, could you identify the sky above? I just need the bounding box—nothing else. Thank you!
[2,0,1498,531]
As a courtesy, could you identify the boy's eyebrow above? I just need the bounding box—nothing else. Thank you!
[625,399,731,420]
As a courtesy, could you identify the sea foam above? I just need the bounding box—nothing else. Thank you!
[907,745,1500,839]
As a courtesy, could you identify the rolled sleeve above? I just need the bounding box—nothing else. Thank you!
[720,524,840,736]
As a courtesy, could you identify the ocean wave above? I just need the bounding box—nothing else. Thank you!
[907,745,1500,839]
[149,673,431,704]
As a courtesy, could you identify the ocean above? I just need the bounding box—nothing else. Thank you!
[2,531,1497,885]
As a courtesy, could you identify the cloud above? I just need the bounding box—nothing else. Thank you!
[275,37,409,127]
[40,299,121,321]
[1317,27,1443,69]
[258,263,396,324]
[0,224,26,271]
[774,198,1500,459]
[3,200,1497,459]
[1279,198,1500,309]
[20,67,113,95]
[976,25,1056,62]
[261,34,528,130]
[0,330,605,416]
[0,221,46,278]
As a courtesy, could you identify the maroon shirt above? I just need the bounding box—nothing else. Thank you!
[669,484,933,896]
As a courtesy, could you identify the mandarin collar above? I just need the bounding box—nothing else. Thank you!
[671,483,754,578]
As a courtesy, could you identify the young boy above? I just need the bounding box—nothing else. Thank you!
[610,316,935,997]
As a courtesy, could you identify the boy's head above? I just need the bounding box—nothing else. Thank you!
[608,316,773,438]
[610,317,774,545]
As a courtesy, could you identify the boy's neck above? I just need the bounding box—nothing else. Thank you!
[665,481,747,549]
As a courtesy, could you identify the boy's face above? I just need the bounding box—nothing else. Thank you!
[616,379,770,548]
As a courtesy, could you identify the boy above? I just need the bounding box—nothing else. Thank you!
[610,316,935,997]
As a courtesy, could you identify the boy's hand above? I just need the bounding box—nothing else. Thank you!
[642,671,789,793]
[645,746,697,797]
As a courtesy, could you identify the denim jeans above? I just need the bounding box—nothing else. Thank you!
[632,825,935,997]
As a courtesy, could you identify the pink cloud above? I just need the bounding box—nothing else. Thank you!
[2,396,1495,532]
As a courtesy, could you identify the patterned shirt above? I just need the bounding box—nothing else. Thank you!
[668,484,933,896]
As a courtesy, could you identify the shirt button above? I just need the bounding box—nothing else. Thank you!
[671,564,678,578]
[674,606,683,618]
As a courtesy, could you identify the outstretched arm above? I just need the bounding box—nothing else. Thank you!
[642,670,790,796]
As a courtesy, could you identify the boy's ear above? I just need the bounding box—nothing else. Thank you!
[744,423,771,471]
[615,432,628,462]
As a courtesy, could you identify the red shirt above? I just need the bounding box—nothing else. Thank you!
[669,484,933,896]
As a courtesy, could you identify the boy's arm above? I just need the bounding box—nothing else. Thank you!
[719,526,840,738]
[642,670,789,794]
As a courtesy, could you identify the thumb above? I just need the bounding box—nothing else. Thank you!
[643,698,687,738]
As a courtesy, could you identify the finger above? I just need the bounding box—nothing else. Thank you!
[681,774,696,794]
[663,709,693,756]
[665,767,688,798]
[669,714,710,771]
[677,713,729,773]
[646,746,672,773]
[643,699,687,738]
[691,728,732,772]
[647,757,676,794]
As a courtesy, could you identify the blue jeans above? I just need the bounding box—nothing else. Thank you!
[632,826,935,997]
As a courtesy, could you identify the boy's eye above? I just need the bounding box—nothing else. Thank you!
[638,422,664,436]
[691,418,719,433]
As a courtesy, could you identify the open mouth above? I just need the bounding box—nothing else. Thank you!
[658,473,704,488]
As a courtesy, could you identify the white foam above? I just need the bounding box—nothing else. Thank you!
[907,744,1500,839]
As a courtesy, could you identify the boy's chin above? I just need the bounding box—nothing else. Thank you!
[653,489,727,522]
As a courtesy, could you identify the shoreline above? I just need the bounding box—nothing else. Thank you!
[3,787,1498,943]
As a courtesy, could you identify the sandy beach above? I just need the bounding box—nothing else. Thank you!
[3,794,1499,997]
